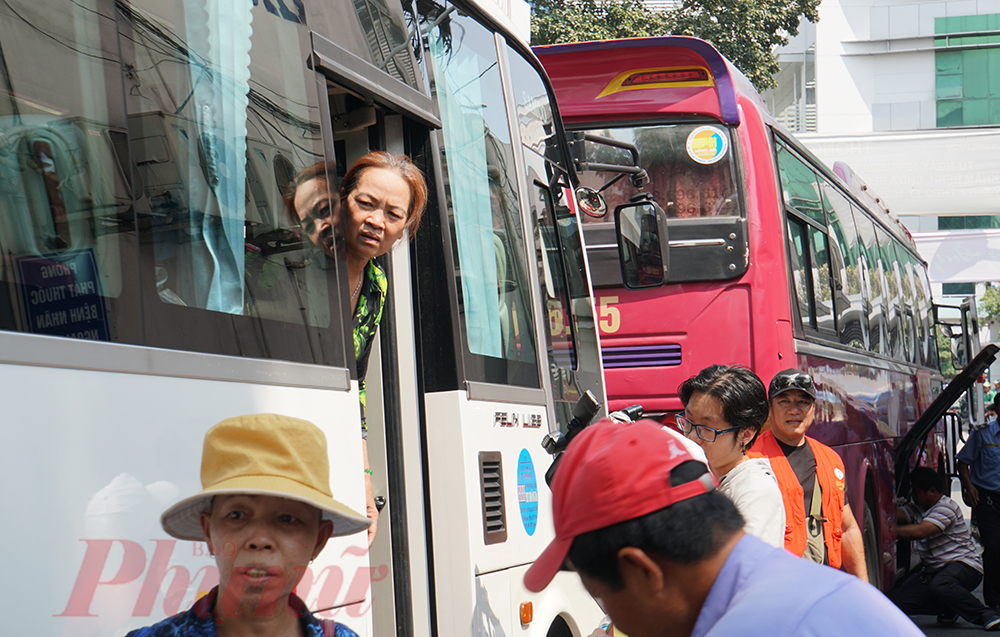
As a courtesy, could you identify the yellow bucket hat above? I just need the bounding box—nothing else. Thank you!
[160,413,370,541]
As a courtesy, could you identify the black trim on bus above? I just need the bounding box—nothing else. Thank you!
[310,32,442,130]
[413,129,463,393]
[376,251,416,635]
[795,337,939,375]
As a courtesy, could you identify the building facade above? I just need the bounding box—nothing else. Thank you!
[765,0,1000,377]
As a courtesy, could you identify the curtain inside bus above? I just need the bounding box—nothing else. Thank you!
[425,7,539,386]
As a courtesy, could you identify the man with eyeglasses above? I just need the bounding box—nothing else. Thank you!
[748,369,868,581]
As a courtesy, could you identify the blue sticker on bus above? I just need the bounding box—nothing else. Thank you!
[517,448,538,536]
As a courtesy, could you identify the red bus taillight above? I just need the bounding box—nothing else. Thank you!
[622,68,709,86]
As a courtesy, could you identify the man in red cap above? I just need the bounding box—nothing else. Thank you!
[524,419,920,637]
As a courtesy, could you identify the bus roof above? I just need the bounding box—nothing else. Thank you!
[534,36,754,126]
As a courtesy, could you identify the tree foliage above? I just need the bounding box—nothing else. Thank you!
[980,284,1000,324]
[531,0,669,45]
[666,0,819,90]
[530,0,820,92]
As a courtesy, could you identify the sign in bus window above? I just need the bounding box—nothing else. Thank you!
[0,0,133,343]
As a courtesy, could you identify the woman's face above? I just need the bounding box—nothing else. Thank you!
[200,494,332,614]
[344,167,411,263]
[293,178,338,256]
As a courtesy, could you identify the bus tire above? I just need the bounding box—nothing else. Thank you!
[863,498,882,590]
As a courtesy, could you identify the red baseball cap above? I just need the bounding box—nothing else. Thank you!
[524,418,716,593]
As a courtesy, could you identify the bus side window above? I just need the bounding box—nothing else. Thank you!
[776,143,824,225]
[808,225,836,337]
[822,180,867,350]
[854,210,884,355]
[876,227,901,359]
[914,258,933,366]
[787,218,814,330]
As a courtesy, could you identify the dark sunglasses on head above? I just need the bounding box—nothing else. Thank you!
[770,372,814,395]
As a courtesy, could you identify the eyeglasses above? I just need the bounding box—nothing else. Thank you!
[675,413,741,443]
[770,372,814,396]
[298,203,334,235]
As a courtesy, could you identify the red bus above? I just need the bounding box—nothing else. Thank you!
[535,36,943,590]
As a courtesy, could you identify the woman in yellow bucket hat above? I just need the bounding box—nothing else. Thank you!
[126,413,370,637]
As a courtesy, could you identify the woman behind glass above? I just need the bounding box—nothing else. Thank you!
[284,152,426,546]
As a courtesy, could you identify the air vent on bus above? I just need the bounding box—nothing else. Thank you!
[602,343,682,368]
[479,451,507,545]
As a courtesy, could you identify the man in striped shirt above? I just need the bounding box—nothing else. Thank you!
[889,467,1000,630]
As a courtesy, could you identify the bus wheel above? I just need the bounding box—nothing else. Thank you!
[863,499,882,590]
[546,616,572,637]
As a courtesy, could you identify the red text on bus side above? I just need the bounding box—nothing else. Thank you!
[55,539,387,618]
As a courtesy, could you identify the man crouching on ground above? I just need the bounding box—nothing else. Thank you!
[524,419,921,637]
[890,466,1000,630]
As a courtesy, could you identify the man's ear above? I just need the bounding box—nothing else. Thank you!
[616,547,665,594]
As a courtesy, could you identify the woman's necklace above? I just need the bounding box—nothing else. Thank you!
[350,274,363,300]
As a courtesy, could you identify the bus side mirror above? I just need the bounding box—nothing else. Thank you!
[614,196,668,289]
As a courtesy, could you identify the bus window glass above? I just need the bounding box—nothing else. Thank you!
[855,210,884,355]
[899,253,916,363]
[575,125,742,219]
[532,183,577,369]
[427,7,539,386]
[915,258,933,366]
[0,0,139,343]
[305,0,420,90]
[776,143,824,226]
[788,219,814,329]
[809,226,836,336]
[505,50,580,369]
[877,227,901,359]
[121,0,347,365]
[822,181,867,349]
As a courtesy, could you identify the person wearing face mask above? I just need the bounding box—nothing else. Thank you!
[677,365,784,548]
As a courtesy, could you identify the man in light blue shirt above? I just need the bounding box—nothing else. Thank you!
[958,394,1000,609]
[523,419,921,637]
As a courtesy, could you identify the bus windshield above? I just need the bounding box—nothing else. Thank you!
[577,123,743,220]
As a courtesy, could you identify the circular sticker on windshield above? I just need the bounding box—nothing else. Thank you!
[686,126,729,165]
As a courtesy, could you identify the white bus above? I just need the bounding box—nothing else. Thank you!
[0,1,605,635]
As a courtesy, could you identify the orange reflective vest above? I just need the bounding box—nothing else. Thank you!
[748,430,846,568]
